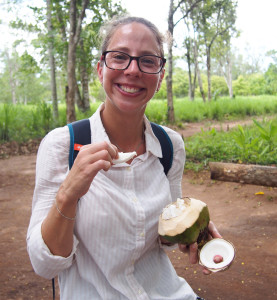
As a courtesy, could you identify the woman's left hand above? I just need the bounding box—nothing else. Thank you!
[178,221,222,275]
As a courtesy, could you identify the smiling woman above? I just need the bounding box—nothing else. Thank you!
[27,15,220,300]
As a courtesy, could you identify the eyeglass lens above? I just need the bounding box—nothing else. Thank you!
[105,52,163,74]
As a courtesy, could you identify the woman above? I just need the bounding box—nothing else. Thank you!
[27,16,221,300]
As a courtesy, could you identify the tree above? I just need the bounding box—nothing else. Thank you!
[213,36,234,98]
[46,0,59,121]
[196,0,237,101]
[1,50,18,104]
[182,16,197,100]
[166,0,203,122]
[0,48,50,104]
[8,0,125,122]
[66,0,89,123]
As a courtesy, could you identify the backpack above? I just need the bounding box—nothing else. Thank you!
[51,119,173,299]
[67,118,173,174]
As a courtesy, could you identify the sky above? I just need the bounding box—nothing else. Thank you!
[1,0,277,69]
[121,0,277,68]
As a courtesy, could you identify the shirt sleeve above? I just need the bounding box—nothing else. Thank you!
[26,126,79,279]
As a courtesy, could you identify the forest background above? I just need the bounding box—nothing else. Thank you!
[0,0,277,169]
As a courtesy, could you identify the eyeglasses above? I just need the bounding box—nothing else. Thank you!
[101,51,166,74]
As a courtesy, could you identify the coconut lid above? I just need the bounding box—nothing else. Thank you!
[199,238,235,272]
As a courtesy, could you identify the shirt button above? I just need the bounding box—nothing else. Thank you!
[140,232,145,237]
[132,197,138,203]
[127,167,131,171]
[138,290,142,295]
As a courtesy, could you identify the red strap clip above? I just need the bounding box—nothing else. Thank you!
[74,144,83,151]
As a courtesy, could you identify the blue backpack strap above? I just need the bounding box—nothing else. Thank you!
[67,119,173,175]
[67,119,91,169]
[150,122,173,176]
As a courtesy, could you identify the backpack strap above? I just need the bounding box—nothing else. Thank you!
[150,122,173,176]
[67,119,173,175]
[67,119,91,169]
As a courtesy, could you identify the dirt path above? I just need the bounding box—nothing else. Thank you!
[0,119,276,300]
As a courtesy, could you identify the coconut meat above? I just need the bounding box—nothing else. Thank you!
[158,198,208,237]
[112,151,137,164]
[161,198,187,220]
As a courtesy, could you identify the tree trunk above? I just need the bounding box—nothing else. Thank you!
[209,162,277,187]
[227,55,233,98]
[80,64,90,111]
[46,0,59,122]
[66,0,77,123]
[5,52,17,104]
[186,38,194,101]
[206,45,212,102]
[219,51,233,99]
[66,0,89,123]
[166,0,175,123]
[77,38,90,112]
[75,83,82,109]
[194,42,206,102]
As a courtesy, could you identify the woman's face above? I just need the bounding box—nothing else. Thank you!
[97,22,164,115]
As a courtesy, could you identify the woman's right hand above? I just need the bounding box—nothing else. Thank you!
[58,141,118,204]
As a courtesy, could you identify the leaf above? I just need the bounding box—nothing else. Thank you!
[253,119,269,138]
[255,192,264,195]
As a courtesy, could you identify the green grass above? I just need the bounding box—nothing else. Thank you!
[1,96,277,170]
[184,117,277,170]
[145,95,277,124]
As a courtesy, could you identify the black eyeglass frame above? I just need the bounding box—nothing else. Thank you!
[101,51,166,74]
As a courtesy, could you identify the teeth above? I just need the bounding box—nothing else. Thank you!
[119,85,140,93]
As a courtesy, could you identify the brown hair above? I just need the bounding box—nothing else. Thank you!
[99,15,165,57]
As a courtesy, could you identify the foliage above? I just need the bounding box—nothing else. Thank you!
[1,94,277,150]
[199,75,229,98]
[172,68,189,98]
[232,74,267,96]
[264,63,277,95]
[0,49,51,104]
[184,117,277,170]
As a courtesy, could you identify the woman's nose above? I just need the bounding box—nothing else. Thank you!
[124,58,142,76]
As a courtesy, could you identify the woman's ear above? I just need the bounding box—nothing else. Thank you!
[97,61,103,85]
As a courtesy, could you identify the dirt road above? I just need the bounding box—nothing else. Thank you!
[1,119,276,299]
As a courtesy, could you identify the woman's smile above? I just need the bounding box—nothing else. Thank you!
[117,83,144,95]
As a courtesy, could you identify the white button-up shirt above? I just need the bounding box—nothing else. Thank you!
[27,104,197,300]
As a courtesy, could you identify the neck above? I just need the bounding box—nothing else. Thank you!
[100,103,146,153]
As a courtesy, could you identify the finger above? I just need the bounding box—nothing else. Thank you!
[80,141,118,160]
[178,244,189,253]
[188,242,198,264]
[78,143,117,167]
[208,221,222,239]
[202,267,212,275]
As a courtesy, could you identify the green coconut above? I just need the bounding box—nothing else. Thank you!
[158,197,210,246]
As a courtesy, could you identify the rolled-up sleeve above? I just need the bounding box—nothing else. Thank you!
[27,221,79,279]
[26,126,79,279]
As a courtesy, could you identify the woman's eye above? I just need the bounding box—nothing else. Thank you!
[141,57,156,65]
[113,54,128,61]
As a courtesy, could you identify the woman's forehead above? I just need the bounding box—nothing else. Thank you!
[107,22,161,55]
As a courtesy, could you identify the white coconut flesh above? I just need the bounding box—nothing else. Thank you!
[199,238,235,272]
[112,151,137,164]
[158,198,209,237]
